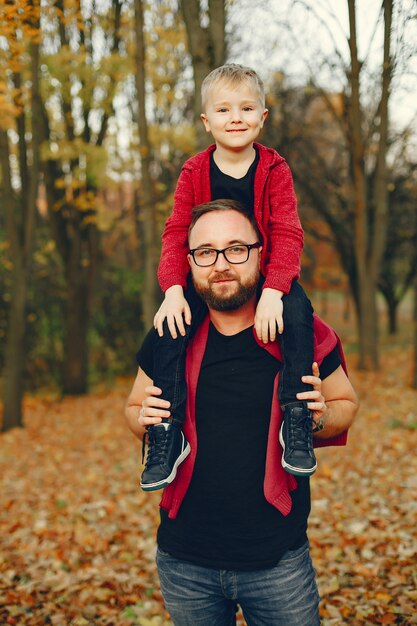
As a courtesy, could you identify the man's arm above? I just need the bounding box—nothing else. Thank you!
[315,365,358,439]
[298,363,359,440]
[124,368,171,439]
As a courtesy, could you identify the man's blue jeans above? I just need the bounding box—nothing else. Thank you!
[156,542,320,626]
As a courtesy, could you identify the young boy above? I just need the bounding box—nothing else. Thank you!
[140,63,316,491]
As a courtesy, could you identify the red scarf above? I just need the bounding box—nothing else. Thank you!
[160,314,348,519]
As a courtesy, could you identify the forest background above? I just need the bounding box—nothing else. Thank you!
[1,0,417,428]
[0,0,417,624]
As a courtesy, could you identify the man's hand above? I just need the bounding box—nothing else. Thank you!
[254,288,284,343]
[154,285,191,338]
[138,385,171,428]
[297,362,327,424]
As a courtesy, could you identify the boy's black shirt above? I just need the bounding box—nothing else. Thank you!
[210,148,259,212]
[137,325,341,571]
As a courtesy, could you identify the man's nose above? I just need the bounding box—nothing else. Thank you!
[213,251,230,270]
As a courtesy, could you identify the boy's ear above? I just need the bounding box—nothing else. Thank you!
[260,109,269,127]
[200,113,211,132]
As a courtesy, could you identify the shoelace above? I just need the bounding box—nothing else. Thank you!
[288,411,313,451]
[142,425,172,468]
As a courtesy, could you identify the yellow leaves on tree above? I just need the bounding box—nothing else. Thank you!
[0,0,41,129]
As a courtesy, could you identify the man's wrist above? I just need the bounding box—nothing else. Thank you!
[312,416,326,432]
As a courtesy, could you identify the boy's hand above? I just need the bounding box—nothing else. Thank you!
[154,285,191,339]
[297,362,327,423]
[254,288,284,343]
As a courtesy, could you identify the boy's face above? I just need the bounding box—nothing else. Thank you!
[200,79,268,152]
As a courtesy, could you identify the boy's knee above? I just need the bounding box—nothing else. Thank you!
[157,320,190,347]
[283,285,312,319]
[282,292,312,333]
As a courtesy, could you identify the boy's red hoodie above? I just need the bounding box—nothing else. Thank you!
[158,143,304,295]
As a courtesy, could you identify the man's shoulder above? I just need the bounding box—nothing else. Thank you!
[136,327,158,377]
[251,314,340,363]
[312,314,347,370]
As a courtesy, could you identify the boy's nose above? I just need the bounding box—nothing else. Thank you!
[230,108,242,122]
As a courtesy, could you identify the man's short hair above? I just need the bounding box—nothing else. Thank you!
[188,199,262,242]
[201,63,265,110]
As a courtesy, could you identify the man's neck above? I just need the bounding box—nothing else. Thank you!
[208,298,256,336]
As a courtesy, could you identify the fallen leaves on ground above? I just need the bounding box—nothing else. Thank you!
[311,348,417,626]
[0,350,416,626]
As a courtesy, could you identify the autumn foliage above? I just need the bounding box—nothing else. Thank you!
[1,328,416,625]
[1,2,417,620]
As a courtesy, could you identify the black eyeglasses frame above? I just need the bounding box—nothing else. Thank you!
[188,242,261,267]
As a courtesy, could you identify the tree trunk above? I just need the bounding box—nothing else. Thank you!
[380,288,398,334]
[1,4,41,431]
[45,201,97,395]
[63,258,90,395]
[370,0,392,280]
[180,0,226,150]
[2,259,27,431]
[386,299,397,335]
[62,204,100,394]
[343,293,351,322]
[348,0,374,368]
[38,1,120,395]
[413,273,417,389]
[134,0,159,329]
[347,0,392,370]
[357,276,379,368]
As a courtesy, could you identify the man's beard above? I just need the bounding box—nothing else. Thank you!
[193,269,259,311]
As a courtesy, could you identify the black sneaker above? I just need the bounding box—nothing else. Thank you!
[140,420,191,491]
[279,402,317,476]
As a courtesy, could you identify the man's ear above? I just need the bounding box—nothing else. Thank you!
[258,246,263,268]
[187,253,192,267]
[200,113,211,132]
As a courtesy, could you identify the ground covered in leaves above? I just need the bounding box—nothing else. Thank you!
[1,345,417,625]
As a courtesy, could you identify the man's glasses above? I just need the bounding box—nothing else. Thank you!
[189,242,261,267]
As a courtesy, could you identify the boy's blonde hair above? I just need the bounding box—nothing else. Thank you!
[201,63,265,110]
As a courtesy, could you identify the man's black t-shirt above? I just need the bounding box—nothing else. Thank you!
[137,324,341,570]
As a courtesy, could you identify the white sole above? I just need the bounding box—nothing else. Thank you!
[279,423,317,476]
[140,441,191,491]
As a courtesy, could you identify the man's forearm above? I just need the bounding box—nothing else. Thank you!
[124,367,153,440]
[125,402,144,439]
[313,397,358,440]
[313,365,359,440]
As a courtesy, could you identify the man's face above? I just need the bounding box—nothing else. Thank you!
[188,210,262,311]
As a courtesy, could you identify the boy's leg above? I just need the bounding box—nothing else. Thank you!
[278,281,316,476]
[141,279,206,491]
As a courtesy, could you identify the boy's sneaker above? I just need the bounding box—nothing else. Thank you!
[140,420,191,491]
[279,401,317,476]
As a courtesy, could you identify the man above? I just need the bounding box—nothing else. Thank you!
[125,200,359,626]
